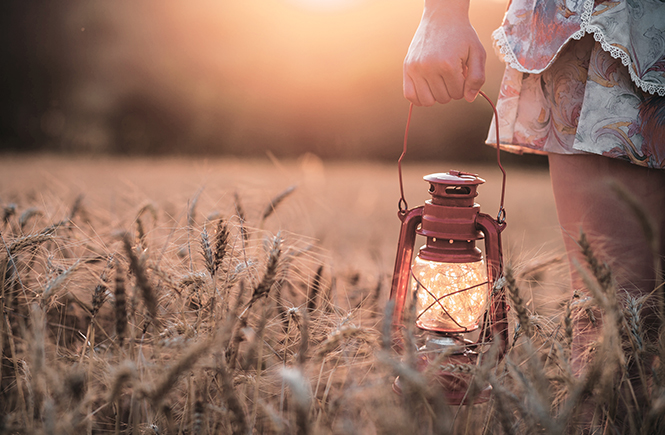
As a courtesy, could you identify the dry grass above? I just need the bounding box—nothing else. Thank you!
[0,156,662,434]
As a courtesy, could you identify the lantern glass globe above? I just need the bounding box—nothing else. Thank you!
[412,256,489,332]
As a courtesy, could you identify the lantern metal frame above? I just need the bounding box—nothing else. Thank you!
[389,171,508,344]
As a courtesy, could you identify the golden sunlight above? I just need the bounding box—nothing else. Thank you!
[55,0,507,157]
[284,0,365,12]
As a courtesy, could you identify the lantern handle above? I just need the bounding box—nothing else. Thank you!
[397,92,507,224]
[478,90,507,224]
[397,103,414,214]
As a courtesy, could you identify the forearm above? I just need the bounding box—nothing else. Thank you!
[423,0,471,20]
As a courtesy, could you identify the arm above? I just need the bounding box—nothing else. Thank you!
[403,0,486,106]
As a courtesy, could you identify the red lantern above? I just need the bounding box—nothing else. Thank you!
[389,97,509,405]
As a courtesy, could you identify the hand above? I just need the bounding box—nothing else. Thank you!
[403,0,486,106]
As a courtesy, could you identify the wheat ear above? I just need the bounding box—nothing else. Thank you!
[306,265,324,314]
[240,233,282,319]
[18,207,43,232]
[213,219,229,275]
[505,265,533,338]
[114,261,128,349]
[234,192,249,242]
[260,185,296,227]
[122,233,159,329]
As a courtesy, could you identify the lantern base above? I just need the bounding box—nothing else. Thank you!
[392,333,491,405]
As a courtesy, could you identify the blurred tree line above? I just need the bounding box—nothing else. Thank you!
[0,0,545,165]
[1,1,67,152]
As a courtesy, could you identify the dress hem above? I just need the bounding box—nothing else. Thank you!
[484,141,549,156]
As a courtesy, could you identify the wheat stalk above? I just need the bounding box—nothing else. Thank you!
[234,192,249,242]
[42,259,83,304]
[240,233,282,319]
[192,399,205,435]
[297,307,309,367]
[122,233,159,329]
[281,367,312,435]
[306,264,324,314]
[18,207,43,232]
[505,265,533,338]
[149,336,213,407]
[215,352,248,435]
[186,188,204,271]
[2,203,16,229]
[114,261,128,349]
[107,361,136,404]
[136,202,157,249]
[91,255,114,318]
[314,326,373,360]
[260,185,296,227]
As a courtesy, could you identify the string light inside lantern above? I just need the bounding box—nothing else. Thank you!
[413,256,488,331]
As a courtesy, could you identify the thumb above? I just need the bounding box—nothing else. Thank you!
[463,48,486,102]
[403,73,420,106]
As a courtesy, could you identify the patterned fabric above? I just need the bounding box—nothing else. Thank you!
[494,0,665,97]
[487,36,665,168]
[487,0,665,169]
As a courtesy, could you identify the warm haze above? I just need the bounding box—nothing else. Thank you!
[2,0,514,161]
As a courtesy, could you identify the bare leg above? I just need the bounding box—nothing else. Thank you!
[548,153,665,299]
[549,153,665,428]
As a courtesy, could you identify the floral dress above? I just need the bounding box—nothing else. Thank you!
[487,0,665,169]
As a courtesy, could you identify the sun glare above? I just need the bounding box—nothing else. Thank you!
[285,0,365,12]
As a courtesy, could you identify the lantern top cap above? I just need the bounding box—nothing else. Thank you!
[424,171,485,186]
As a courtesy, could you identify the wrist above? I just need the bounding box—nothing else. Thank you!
[423,0,470,21]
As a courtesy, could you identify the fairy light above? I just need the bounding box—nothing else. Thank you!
[412,257,489,331]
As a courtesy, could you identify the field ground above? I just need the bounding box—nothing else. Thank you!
[0,153,569,315]
[2,153,661,435]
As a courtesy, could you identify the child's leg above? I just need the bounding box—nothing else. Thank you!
[549,153,665,427]
[548,153,665,297]
[549,153,665,372]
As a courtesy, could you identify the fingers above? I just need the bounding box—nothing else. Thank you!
[438,63,464,101]
[428,74,453,104]
[404,56,480,105]
[404,64,458,106]
[404,72,451,107]
[463,47,486,102]
[403,73,419,105]
[404,72,430,107]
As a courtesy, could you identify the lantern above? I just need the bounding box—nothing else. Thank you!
[389,170,508,404]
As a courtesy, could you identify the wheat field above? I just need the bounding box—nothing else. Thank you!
[0,154,662,434]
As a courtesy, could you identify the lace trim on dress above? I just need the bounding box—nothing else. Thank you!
[492,0,665,97]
